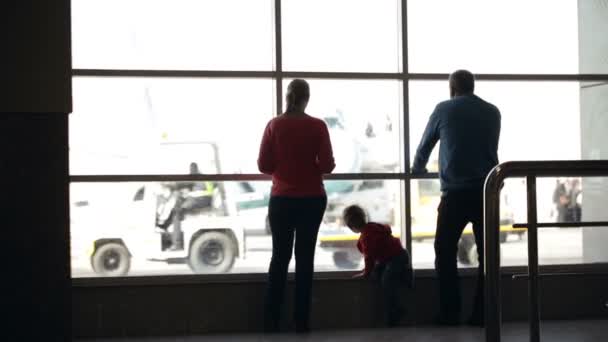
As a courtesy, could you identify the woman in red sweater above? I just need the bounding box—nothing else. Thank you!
[258,79,335,333]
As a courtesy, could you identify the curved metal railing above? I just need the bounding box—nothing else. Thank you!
[484,160,608,342]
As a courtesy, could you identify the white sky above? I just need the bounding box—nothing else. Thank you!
[70,0,582,175]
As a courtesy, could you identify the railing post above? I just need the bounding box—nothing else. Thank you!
[482,160,608,342]
[484,171,503,342]
[526,176,541,342]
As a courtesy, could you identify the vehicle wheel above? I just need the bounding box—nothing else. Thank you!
[188,232,236,274]
[91,243,131,276]
[458,237,504,267]
[518,231,526,240]
[333,250,362,269]
[500,232,508,243]
[457,236,477,266]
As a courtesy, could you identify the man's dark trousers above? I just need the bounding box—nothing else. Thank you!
[434,186,484,322]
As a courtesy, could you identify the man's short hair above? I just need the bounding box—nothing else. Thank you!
[449,70,475,94]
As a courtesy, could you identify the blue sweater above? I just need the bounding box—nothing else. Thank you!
[412,94,501,193]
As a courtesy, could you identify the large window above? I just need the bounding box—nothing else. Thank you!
[71,0,274,70]
[282,79,403,172]
[70,179,402,276]
[407,0,580,74]
[70,77,274,175]
[282,0,402,72]
[409,81,582,172]
[71,0,608,277]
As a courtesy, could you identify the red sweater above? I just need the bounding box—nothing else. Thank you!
[257,114,335,196]
[357,222,404,276]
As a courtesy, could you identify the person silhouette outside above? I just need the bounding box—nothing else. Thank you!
[565,178,582,222]
[159,162,215,250]
[412,70,501,326]
[553,179,569,223]
[258,79,335,333]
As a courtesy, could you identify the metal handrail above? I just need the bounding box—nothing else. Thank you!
[484,160,608,342]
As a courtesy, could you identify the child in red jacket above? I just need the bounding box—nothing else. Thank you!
[343,204,414,327]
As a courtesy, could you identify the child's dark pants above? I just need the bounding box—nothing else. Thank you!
[372,249,413,326]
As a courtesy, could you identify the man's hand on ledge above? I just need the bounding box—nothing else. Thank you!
[352,271,368,280]
[411,166,428,175]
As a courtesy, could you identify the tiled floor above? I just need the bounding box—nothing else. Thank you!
[82,319,608,341]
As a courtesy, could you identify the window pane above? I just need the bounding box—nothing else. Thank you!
[409,80,608,268]
[69,77,274,175]
[409,81,582,173]
[70,181,272,277]
[71,0,274,70]
[319,180,404,271]
[71,180,402,277]
[407,0,580,73]
[410,178,590,269]
[283,79,403,172]
[501,177,585,266]
[282,0,401,72]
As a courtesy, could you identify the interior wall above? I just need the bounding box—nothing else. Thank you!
[578,0,608,262]
[1,2,72,341]
[72,272,608,338]
[1,1,72,113]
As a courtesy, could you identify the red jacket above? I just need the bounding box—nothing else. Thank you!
[357,222,404,276]
[257,114,335,196]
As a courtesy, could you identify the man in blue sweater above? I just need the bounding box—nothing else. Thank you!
[412,70,501,327]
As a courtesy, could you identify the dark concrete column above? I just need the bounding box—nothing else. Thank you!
[2,114,71,341]
[1,1,72,341]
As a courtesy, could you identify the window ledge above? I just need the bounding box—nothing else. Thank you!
[71,263,608,288]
